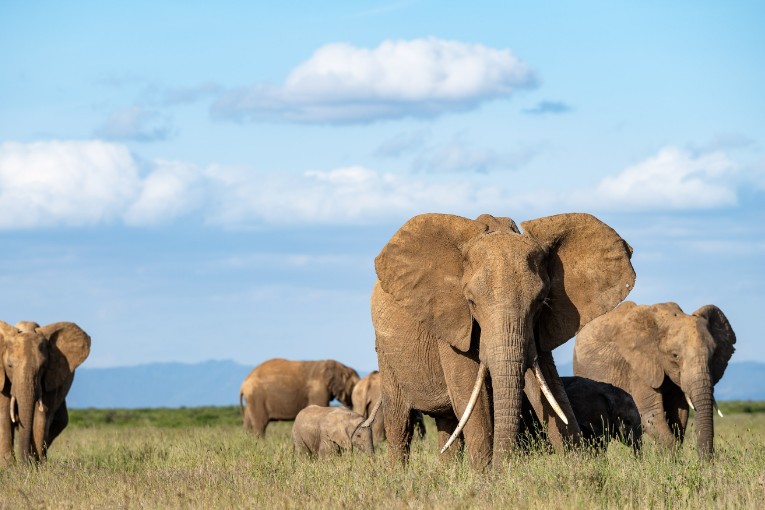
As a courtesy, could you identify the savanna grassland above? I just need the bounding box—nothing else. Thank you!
[1,404,764,509]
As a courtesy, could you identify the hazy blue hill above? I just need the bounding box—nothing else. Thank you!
[67,360,763,409]
[68,360,254,409]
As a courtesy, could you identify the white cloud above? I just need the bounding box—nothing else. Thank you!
[211,37,537,123]
[123,160,203,226]
[202,164,497,226]
[0,140,141,228]
[591,147,738,210]
[0,141,756,230]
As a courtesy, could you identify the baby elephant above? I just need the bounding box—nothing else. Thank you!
[292,405,374,458]
[520,376,642,452]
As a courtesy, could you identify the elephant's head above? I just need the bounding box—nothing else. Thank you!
[0,321,90,463]
[348,414,375,454]
[376,213,635,462]
[614,302,735,458]
[325,361,360,408]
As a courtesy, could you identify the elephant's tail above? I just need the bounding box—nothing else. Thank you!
[239,392,245,417]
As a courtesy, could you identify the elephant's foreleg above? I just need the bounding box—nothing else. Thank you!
[47,401,69,448]
[435,417,461,463]
[632,385,677,450]
[523,351,582,451]
[437,342,492,469]
[378,357,413,466]
[0,394,13,466]
[661,382,689,443]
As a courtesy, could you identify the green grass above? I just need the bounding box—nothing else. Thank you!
[1,405,764,509]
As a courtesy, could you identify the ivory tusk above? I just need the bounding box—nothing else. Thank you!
[685,393,695,411]
[713,398,724,418]
[533,361,568,425]
[9,396,16,424]
[37,400,44,413]
[440,362,486,454]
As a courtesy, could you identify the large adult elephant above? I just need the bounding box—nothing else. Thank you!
[240,358,360,437]
[0,321,91,465]
[372,213,635,468]
[573,301,736,459]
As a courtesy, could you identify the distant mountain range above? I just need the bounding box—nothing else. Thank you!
[66,359,765,409]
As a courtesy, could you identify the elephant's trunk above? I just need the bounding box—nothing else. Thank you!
[14,382,37,465]
[485,316,526,466]
[685,367,715,459]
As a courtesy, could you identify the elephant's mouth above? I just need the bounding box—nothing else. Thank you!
[440,359,568,454]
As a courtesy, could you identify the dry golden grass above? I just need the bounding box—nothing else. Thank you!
[1,407,764,509]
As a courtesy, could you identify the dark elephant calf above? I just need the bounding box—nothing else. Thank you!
[519,376,642,453]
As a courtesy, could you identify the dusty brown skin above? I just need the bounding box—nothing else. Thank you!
[574,301,735,459]
[292,405,374,457]
[0,321,91,465]
[519,376,642,453]
[240,358,360,437]
[372,213,635,468]
[351,370,425,444]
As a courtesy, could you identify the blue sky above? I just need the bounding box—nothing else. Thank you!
[1,1,763,370]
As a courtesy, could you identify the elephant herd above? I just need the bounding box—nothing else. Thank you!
[238,212,736,469]
[0,211,735,470]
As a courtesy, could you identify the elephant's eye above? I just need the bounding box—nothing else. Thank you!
[671,352,680,361]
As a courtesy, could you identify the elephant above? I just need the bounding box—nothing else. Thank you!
[573,301,736,459]
[351,370,426,444]
[371,212,635,468]
[518,376,642,453]
[292,405,374,457]
[0,320,91,465]
[240,358,360,437]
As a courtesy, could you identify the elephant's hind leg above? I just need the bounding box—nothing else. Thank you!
[244,394,269,437]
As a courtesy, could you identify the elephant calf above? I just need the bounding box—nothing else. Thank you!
[519,376,642,453]
[292,405,374,458]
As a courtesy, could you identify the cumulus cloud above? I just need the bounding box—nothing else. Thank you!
[94,106,173,142]
[0,141,753,230]
[0,140,141,228]
[590,147,738,210]
[211,37,537,124]
[123,160,204,226]
[202,165,498,226]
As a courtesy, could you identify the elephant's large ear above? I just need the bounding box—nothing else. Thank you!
[38,322,91,391]
[612,303,665,389]
[0,321,15,387]
[693,305,736,385]
[521,213,636,351]
[375,213,487,352]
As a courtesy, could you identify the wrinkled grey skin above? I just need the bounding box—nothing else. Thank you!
[292,405,374,458]
[519,376,642,453]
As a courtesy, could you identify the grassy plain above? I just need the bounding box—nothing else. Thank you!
[1,402,764,509]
